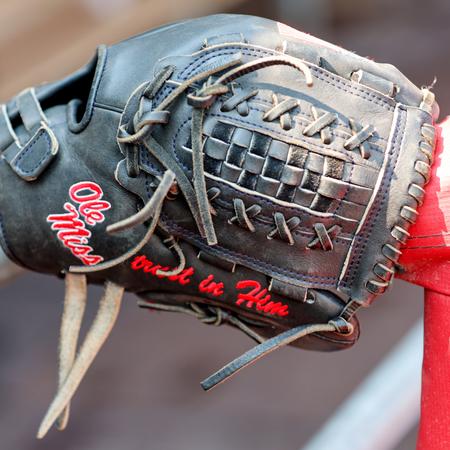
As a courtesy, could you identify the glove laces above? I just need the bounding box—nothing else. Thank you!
[36,54,356,437]
[69,54,314,274]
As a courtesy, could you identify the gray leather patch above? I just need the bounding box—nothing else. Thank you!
[7,124,59,181]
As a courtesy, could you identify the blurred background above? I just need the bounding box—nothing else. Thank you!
[0,0,447,449]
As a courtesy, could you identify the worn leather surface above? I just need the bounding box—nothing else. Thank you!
[0,14,438,351]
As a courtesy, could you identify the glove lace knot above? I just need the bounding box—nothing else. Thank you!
[220,84,258,116]
[307,223,342,251]
[343,118,374,159]
[267,212,301,245]
[302,106,338,144]
[228,198,261,232]
[262,93,299,130]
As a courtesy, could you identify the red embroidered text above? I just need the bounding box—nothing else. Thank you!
[198,274,224,297]
[236,280,289,317]
[131,255,194,285]
[47,181,111,266]
[130,254,290,317]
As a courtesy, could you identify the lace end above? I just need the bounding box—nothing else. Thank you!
[37,282,124,439]
[56,273,87,431]
[200,321,338,391]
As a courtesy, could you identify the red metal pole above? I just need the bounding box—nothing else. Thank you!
[419,290,450,450]
[398,118,450,449]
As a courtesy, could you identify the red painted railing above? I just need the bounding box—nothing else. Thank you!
[398,118,450,450]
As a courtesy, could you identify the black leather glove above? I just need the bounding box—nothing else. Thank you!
[0,14,438,437]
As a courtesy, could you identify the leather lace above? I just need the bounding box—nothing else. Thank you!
[137,299,267,344]
[68,54,352,390]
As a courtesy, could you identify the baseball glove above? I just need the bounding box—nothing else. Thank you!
[0,14,438,437]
